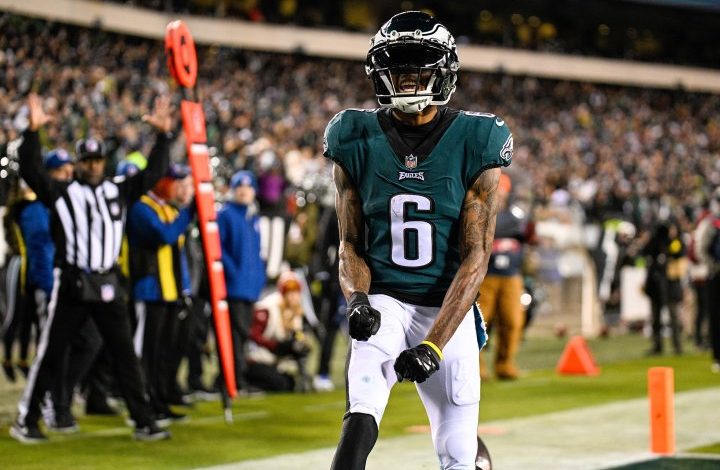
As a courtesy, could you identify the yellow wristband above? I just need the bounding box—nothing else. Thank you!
[421,341,443,361]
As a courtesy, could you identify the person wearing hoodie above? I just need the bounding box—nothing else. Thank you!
[218,170,266,393]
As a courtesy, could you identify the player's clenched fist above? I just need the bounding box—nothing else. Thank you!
[394,343,442,383]
[346,292,381,341]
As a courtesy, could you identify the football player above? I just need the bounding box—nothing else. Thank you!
[325,11,512,470]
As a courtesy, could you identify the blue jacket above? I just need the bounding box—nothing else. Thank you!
[217,202,265,301]
[127,195,192,302]
[19,200,54,295]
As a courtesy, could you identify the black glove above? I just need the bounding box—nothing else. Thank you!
[346,292,381,341]
[394,343,441,383]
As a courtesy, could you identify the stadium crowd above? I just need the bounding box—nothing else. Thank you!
[1,13,720,439]
[98,0,720,68]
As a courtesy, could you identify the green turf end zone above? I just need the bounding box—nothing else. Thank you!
[1,334,718,468]
[603,456,720,469]
[691,443,720,454]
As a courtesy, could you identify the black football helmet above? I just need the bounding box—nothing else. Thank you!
[366,11,459,113]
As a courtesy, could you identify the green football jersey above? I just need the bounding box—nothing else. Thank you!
[324,108,512,306]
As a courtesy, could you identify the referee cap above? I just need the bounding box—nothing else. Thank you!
[75,138,107,160]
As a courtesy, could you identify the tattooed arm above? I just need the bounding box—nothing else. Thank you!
[425,167,501,349]
[334,163,371,299]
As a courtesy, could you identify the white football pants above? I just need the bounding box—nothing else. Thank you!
[346,294,480,470]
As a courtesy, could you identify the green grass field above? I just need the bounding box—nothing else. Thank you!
[1,333,719,469]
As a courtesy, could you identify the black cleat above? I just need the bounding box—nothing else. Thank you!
[47,410,79,434]
[10,420,48,444]
[155,410,187,427]
[133,423,171,441]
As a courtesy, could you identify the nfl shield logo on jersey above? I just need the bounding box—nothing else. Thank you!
[405,154,417,169]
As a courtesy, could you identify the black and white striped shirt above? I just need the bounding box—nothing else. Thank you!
[19,130,170,273]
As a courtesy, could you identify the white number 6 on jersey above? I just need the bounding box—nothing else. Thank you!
[390,194,434,268]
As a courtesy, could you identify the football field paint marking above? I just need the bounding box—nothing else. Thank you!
[648,367,675,455]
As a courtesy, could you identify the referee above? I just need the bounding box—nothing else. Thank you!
[10,94,172,443]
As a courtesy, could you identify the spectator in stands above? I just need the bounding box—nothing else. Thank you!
[218,170,266,393]
[247,271,311,392]
[3,15,718,239]
[127,163,194,423]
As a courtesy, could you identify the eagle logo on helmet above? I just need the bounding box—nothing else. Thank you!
[366,11,459,114]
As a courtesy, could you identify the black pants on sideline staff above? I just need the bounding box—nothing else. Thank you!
[19,268,154,428]
[134,301,180,413]
[187,296,211,390]
[48,317,103,419]
[228,299,253,391]
[166,301,192,400]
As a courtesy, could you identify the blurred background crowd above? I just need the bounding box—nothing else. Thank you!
[0,0,719,427]
[104,0,720,67]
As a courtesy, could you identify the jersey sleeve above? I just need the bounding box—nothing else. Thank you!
[323,111,344,161]
[466,114,513,187]
[482,117,513,169]
[322,110,362,185]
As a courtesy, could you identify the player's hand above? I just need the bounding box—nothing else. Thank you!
[27,94,52,131]
[346,292,380,341]
[394,343,441,383]
[142,95,173,133]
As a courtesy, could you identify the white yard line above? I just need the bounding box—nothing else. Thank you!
[199,387,720,470]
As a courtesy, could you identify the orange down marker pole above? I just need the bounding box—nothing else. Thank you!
[165,21,236,401]
[648,367,675,455]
